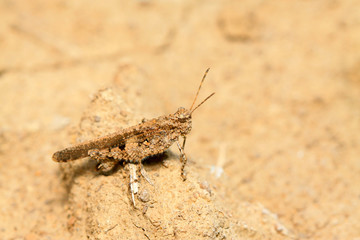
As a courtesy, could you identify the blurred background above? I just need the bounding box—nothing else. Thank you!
[0,0,359,239]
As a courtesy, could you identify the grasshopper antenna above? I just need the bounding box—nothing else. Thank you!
[191,92,215,114]
[190,68,211,111]
[189,68,215,114]
[190,68,210,111]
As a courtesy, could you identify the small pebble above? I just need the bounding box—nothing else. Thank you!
[199,181,212,195]
[138,189,150,202]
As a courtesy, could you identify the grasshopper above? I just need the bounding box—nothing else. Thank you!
[52,69,214,181]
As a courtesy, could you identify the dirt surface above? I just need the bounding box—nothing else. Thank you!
[1,0,360,239]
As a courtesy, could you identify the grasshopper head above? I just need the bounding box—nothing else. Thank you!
[174,107,192,135]
[172,68,215,137]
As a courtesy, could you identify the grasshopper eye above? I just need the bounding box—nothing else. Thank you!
[175,107,190,122]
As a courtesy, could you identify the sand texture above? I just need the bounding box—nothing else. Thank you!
[1,1,360,239]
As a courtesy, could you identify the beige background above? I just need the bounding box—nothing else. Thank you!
[0,0,359,239]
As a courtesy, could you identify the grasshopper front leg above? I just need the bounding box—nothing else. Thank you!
[176,137,188,181]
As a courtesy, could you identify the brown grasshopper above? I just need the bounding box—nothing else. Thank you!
[52,69,214,181]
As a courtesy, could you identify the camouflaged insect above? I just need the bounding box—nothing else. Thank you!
[53,69,214,180]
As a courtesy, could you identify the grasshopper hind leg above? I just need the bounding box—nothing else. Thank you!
[88,148,118,173]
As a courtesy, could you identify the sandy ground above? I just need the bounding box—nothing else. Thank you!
[0,0,360,239]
